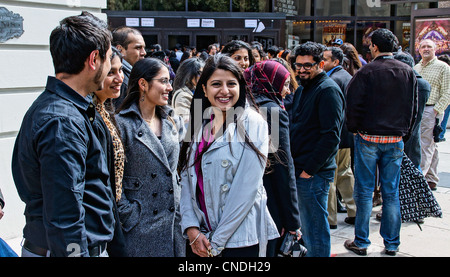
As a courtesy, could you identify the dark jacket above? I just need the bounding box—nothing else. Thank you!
[11,77,115,257]
[290,72,345,177]
[253,94,301,234]
[92,112,127,257]
[346,55,418,137]
[328,66,353,149]
[404,71,430,167]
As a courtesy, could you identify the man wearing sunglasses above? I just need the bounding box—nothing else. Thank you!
[289,41,345,257]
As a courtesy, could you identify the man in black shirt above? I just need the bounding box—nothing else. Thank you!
[12,12,115,257]
[290,42,345,257]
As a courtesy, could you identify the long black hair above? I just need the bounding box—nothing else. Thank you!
[178,54,266,173]
[116,57,168,113]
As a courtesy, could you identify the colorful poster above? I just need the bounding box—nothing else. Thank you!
[414,18,450,60]
[322,23,347,46]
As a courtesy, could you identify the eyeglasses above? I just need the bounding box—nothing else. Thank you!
[152,78,173,86]
[294,62,318,70]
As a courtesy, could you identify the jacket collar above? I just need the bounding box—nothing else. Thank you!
[119,102,176,171]
[45,76,92,111]
[300,71,327,90]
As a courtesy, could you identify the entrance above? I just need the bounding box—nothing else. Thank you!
[196,35,218,51]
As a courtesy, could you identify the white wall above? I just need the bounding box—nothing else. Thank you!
[0,0,107,241]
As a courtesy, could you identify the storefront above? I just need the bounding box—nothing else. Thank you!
[105,10,286,51]
[104,0,446,59]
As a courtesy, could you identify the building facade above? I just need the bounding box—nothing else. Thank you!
[0,0,108,241]
[105,0,450,60]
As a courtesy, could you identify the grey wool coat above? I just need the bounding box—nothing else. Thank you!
[115,102,186,257]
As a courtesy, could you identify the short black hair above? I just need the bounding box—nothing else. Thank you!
[267,46,280,56]
[50,11,111,75]
[293,41,326,63]
[369,28,398,53]
[112,27,142,49]
[326,46,344,65]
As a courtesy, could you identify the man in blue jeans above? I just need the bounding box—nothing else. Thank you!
[345,29,418,256]
[290,42,345,257]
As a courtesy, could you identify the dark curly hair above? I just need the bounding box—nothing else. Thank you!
[292,41,326,64]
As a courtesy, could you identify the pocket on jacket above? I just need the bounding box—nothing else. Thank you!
[122,176,144,191]
[118,198,142,233]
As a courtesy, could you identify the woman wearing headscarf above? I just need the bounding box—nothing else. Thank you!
[244,60,301,257]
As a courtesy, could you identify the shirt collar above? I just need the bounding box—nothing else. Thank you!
[326,65,342,76]
[420,56,437,67]
[45,76,92,111]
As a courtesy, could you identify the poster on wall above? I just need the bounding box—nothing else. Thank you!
[414,18,450,61]
[322,23,346,46]
[402,23,411,53]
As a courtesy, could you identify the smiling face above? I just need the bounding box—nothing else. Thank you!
[95,55,124,103]
[295,55,322,81]
[231,48,250,70]
[203,69,240,113]
[141,66,172,107]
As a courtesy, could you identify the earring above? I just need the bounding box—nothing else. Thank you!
[140,95,145,102]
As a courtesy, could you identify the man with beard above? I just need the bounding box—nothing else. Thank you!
[112,27,146,108]
[289,42,345,257]
[12,12,115,257]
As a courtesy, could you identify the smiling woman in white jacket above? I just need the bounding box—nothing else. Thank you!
[178,54,279,257]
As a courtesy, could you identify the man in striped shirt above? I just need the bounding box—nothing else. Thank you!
[414,39,450,191]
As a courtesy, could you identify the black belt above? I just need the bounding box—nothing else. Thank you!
[426,104,435,106]
[23,240,107,257]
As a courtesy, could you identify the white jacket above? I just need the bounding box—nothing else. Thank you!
[180,107,279,256]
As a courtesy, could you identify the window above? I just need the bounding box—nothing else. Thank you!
[275,0,311,16]
[188,0,230,11]
[232,0,271,12]
[315,20,354,45]
[356,0,390,16]
[287,20,313,46]
[315,0,351,16]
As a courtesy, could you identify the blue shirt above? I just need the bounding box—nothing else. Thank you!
[12,76,115,257]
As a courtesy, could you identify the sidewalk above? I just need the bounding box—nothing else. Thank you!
[331,130,450,257]
[5,132,450,257]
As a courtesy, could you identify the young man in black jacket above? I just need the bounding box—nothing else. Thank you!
[290,42,345,257]
[344,28,418,256]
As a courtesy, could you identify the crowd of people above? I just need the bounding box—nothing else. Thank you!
[6,11,450,258]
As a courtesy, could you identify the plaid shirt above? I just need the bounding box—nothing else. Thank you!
[359,133,402,143]
[414,57,450,114]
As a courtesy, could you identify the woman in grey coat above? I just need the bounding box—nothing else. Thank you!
[115,58,185,257]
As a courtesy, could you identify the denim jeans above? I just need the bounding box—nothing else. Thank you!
[296,170,334,257]
[353,134,403,251]
[439,105,450,140]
